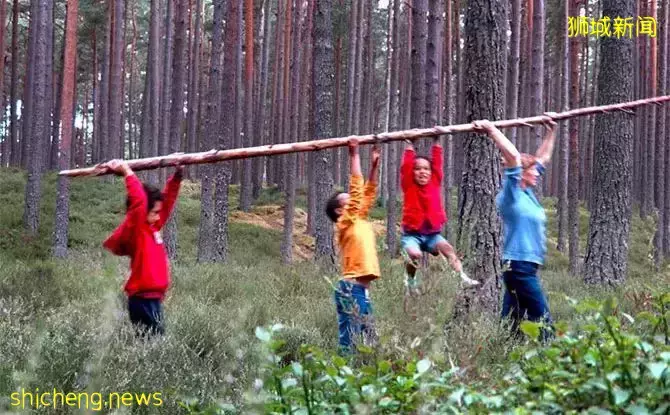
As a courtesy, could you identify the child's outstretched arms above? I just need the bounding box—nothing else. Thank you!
[400,140,415,191]
[534,118,558,166]
[473,120,520,168]
[360,145,381,217]
[156,164,184,230]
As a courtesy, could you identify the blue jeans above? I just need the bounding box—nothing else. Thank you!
[128,296,164,336]
[334,280,375,354]
[501,261,553,342]
[401,232,446,255]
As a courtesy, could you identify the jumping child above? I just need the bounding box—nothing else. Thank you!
[325,140,381,354]
[400,137,479,292]
[101,159,183,336]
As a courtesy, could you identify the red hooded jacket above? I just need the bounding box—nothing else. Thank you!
[400,144,446,234]
[103,173,182,301]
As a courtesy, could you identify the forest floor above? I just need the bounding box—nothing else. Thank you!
[1,168,669,412]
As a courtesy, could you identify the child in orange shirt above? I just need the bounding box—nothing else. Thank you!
[325,140,380,354]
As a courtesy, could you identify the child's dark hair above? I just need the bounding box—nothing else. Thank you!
[325,192,344,222]
[126,183,163,212]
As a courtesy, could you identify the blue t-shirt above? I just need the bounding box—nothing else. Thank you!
[495,164,547,265]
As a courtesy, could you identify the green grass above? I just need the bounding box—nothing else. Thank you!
[0,168,668,413]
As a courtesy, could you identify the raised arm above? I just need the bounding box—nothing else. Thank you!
[360,145,380,217]
[341,140,364,220]
[473,120,520,168]
[534,118,558,166]
[400,141,416,190]
[105,159,147,228]
[431,142,443,182]
[156,165,184,230]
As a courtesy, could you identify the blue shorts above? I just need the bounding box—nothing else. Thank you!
[401,232,446,255]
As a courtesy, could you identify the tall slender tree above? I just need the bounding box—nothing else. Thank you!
[53,0,79,258]
[557,0,569,252]
[212,0,240,262]
[108,0,125,160]
[240,0,255,211]
[313,0,336,262]
[655,0,667,262]
[507,0,521,145]
[568,0,581,274]
[197,0,225,262]
[583,0,634,286]
[23,0,49,234]
[186,0,202,179]
[411,0,427,152]
[253,0,272,199]
[9,0,19,166]
[454,0,507,317]
[281,0,302,264]
[386,0,400,255]
[163,0,188,259]
[529,0,544,194]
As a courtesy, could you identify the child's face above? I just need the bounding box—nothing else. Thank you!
[336,193,350,217]
[147,201,163,225]
[413,158,431,186]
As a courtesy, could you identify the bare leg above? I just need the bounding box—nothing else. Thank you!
[435,240,462,272]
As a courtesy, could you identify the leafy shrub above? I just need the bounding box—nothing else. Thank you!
[185,293,670,414]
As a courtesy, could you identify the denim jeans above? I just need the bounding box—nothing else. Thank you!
[334,280,375,354]
[501,261,553,342]
[128,296,164,336]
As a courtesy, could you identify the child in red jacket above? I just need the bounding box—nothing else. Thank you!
[400,138,478,292]
[101,159,183,336]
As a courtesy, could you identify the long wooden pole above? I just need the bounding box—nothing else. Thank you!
[60,94,670,177]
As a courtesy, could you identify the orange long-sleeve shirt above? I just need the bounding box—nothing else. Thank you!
[336,175,380,281]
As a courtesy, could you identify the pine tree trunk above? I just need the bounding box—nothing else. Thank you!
[507,0,521,145]
[23,0,49,234]
[0,0,7,164]
[197,0,224,262]
[313,0,336,262]
[212,0,239,262]
[640,0,650,217]
[186,0,202,179]
[345,0,358,138]
[568,0,581,274]
[281,0,301,264]
[128,0,137,160]
[159,0,174,182]
[556,0,569,252]
[43,0,53,172]
[583,0,634,286]
[529,0,544,194]
[442,0,454,240]
[53,0,79,258]
[411,0,427,152]
[139,0,160,184]
[663,0,670,257]
[49,25,61,171]
[232,2,244,186]
[303,0,315,236]
[654,0,665,264]
[425,0,442,129]
[108,0,125,161]
[240,0,255,211]
[21,0,38,170]
[453,0,507,318]
[163,0,187,259]
[9,0,19,166]
[253,0,272,199]
[386,0,400,255]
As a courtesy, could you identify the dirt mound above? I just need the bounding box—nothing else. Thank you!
[230,205,389,262]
